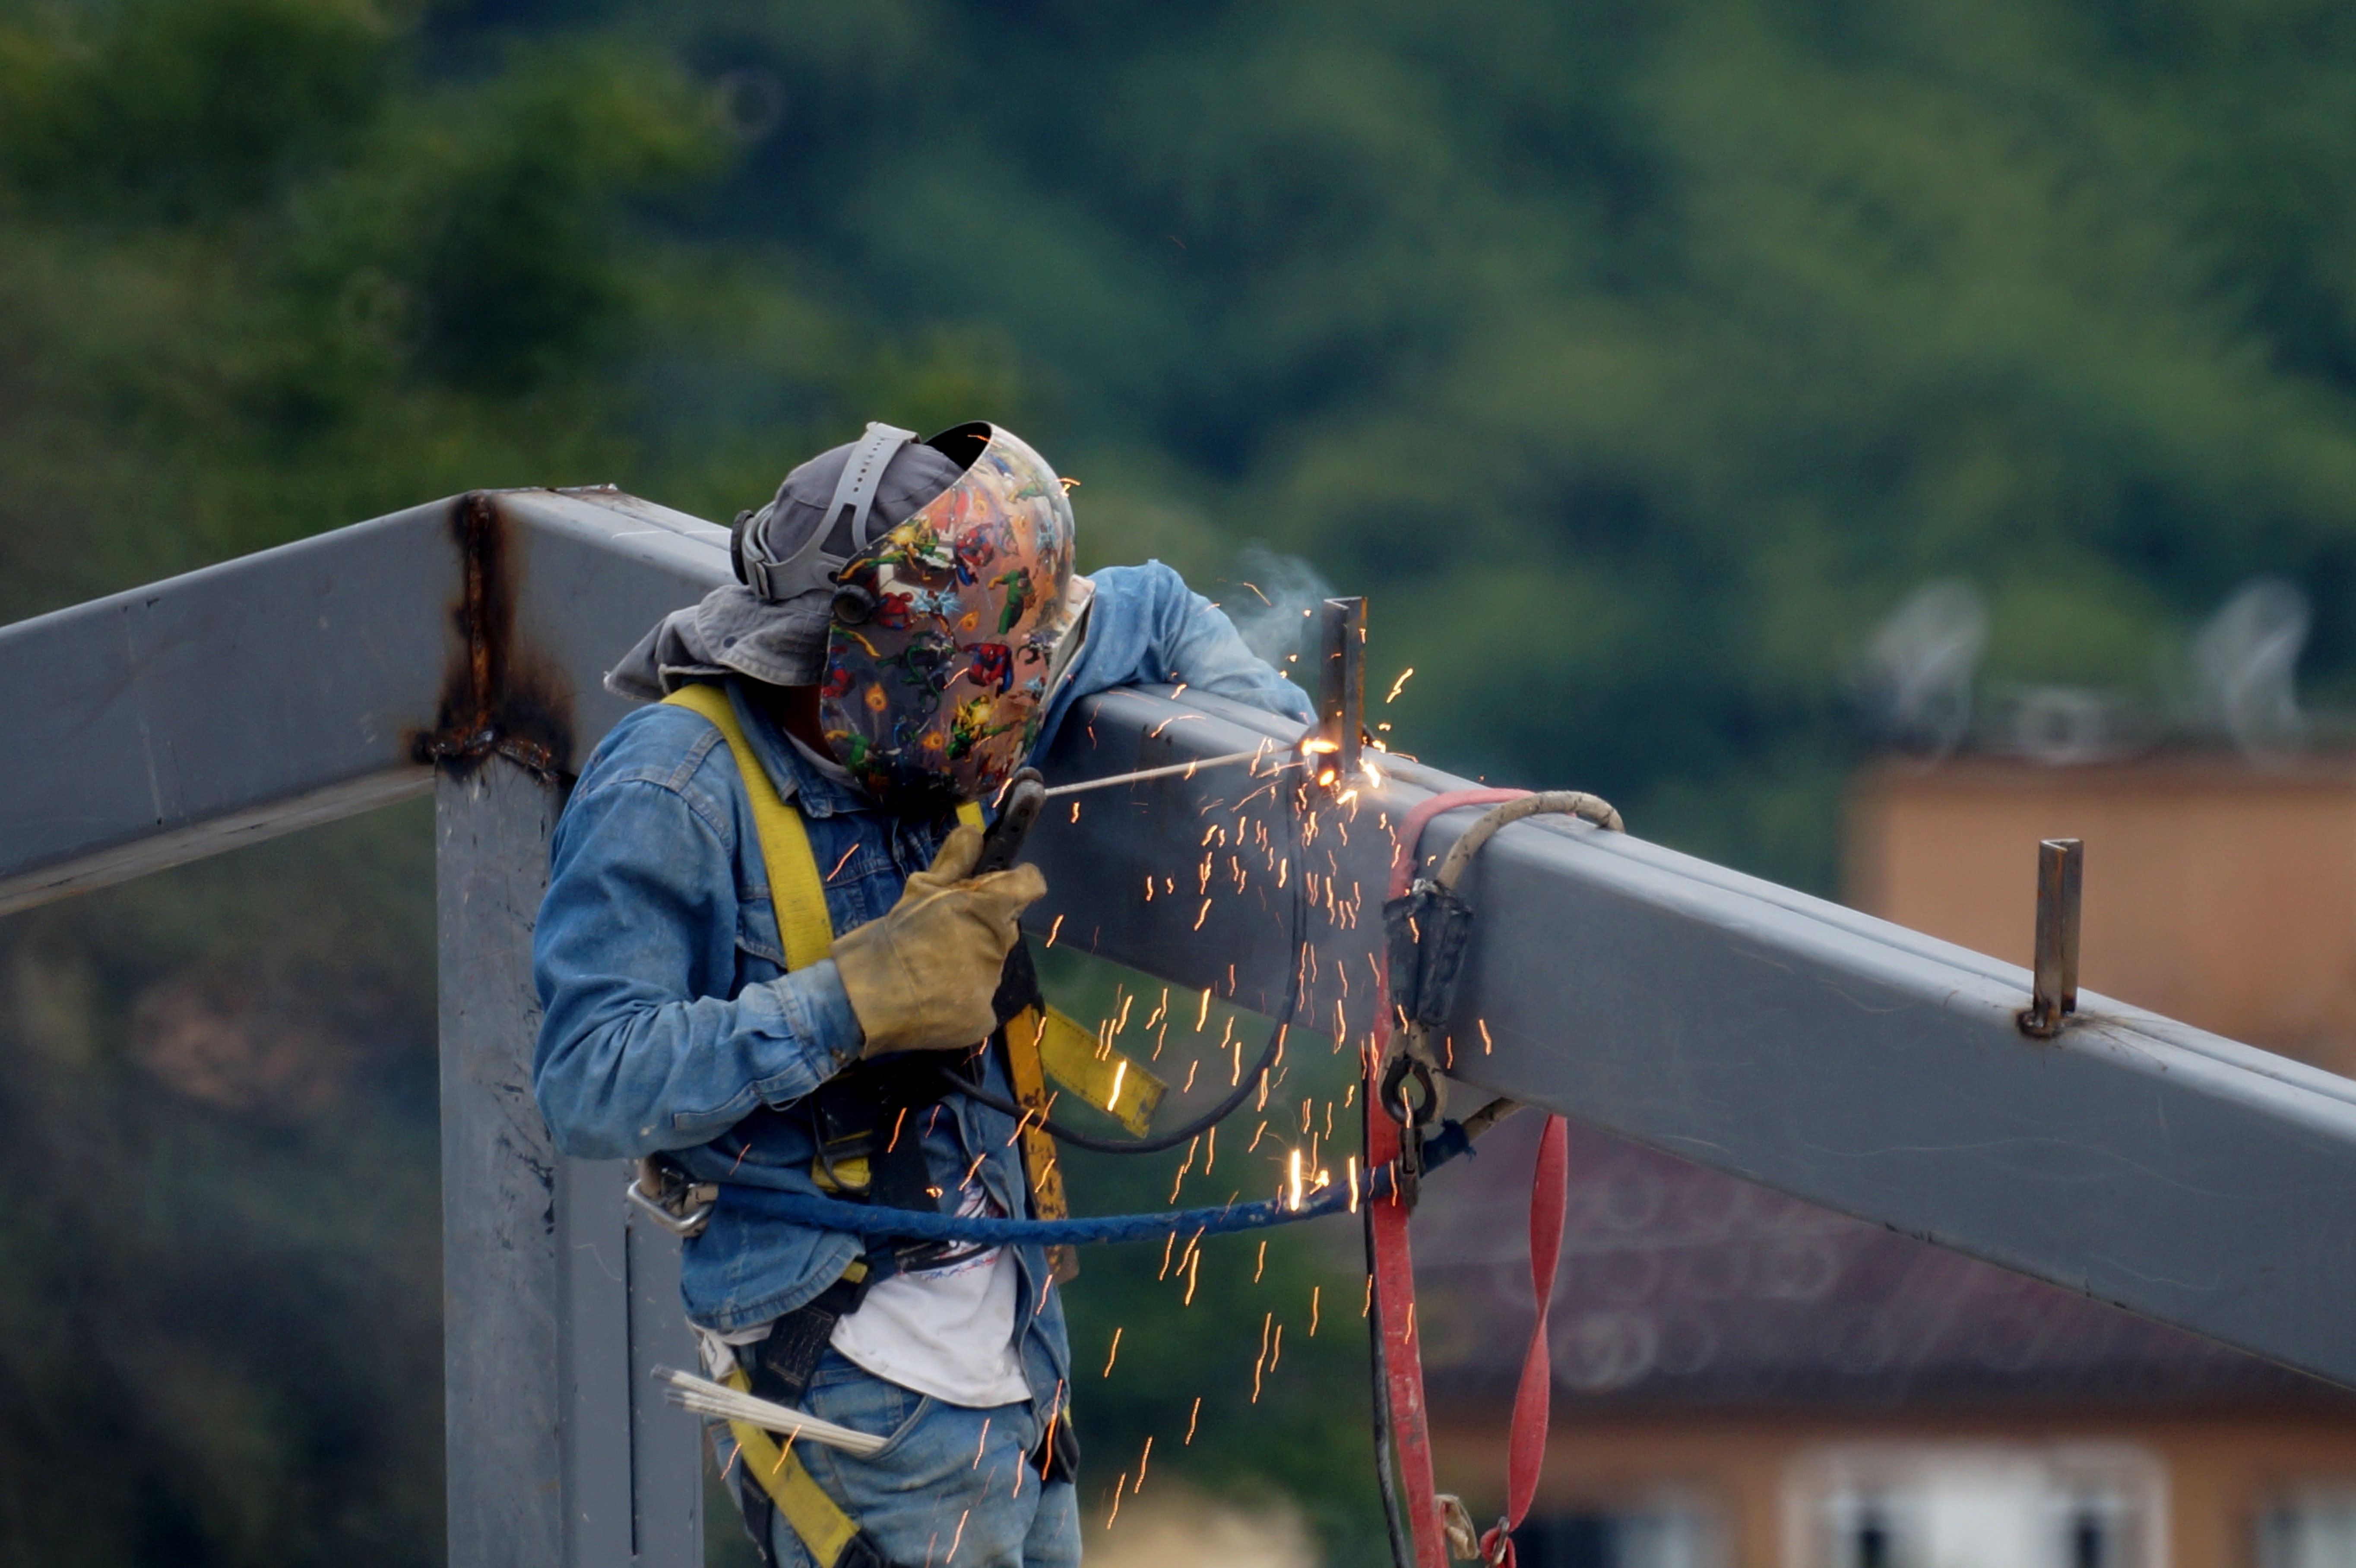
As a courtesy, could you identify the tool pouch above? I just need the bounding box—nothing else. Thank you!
[1030,1407,1081,1486]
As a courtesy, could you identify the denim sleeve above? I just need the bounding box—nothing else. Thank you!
[532,755,864,1161]
[1039,560,1317,750]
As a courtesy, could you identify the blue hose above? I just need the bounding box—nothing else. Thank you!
[711,1120,1472,1247]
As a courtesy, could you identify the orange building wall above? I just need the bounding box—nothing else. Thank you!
[1846,756,2356,1074]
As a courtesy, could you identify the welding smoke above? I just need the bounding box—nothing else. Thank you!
[1218,544,1334,668]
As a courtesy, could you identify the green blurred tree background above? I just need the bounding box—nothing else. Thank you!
[9,0,2356,1562]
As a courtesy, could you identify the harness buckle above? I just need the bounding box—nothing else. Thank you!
[627,1155,719,1239]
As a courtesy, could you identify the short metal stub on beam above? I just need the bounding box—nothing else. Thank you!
[2022,837,2083,1038]
[1315,595,1365,788]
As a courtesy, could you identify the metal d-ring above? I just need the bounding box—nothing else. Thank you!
[1379,1050,1444,1129]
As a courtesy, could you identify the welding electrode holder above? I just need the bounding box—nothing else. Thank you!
[973,768,1046,875]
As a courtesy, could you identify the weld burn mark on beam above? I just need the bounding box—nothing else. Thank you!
[408,490,575,781]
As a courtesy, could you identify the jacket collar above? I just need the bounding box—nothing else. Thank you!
[721,678,873,820]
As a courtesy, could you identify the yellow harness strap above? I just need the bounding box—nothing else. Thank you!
[663,684,835,971]
[722,1370,866,1566]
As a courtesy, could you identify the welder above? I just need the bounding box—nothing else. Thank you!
[531,420,1314,1568]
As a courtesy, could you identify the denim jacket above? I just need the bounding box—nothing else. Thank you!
[533,562,1314,1426]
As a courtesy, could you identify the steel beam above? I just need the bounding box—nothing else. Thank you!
[1022,685,2356,1390]
[0,486,732,915]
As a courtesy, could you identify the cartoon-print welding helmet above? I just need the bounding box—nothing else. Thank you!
[820,422,1089,811]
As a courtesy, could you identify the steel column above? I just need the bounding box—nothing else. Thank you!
[437,758,700,1568]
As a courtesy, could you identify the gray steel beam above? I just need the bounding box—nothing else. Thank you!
[1022,685,2356,1390]
[0,486,732,915]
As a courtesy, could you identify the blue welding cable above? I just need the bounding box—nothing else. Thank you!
[713,1122,1475,1248]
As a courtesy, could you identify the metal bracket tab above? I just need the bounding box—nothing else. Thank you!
[1316,595,1365,785]
[2022,836,2083,1038]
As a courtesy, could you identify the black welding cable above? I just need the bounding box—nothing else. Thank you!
[938,769,1311,1155]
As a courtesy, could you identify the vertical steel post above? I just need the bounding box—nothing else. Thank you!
[437,759,702,1568]
[1317,595,1366,783]
[2024,837,2084,1037]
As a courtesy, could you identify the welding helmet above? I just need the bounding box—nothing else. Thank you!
[816,422,1088,810]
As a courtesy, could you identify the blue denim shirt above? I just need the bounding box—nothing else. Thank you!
[533,562,1313,1422]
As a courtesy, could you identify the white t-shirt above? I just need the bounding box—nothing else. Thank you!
[828,1181,1031,1407]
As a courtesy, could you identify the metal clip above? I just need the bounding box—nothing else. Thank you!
[1384,877,1477,1030]
[626,1156,719,1238]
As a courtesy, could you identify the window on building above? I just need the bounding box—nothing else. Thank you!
[1787,1443,2163,1568]
[2259,1489,2356,1567]
[1512,1498,1724,1568]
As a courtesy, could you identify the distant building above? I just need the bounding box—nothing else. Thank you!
[1418,752,2356,1568]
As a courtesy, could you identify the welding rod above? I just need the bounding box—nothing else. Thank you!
[1040,746,1305,799]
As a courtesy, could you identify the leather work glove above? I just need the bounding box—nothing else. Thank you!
[833,825,1047,1057]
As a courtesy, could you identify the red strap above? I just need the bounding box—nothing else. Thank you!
[1370,788,1531,1568]
[1479,1114,1568,1568]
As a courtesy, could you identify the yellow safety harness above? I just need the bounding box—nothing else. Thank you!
[661,683,1154,1566]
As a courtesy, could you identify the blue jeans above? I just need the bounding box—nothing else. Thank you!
[713,1350,1080,1568]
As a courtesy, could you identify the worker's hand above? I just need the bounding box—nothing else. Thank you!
[833,825,1048,1057]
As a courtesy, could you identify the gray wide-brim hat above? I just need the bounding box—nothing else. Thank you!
[606,431,965,700]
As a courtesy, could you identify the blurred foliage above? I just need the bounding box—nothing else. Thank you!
[15,0,2356,1563]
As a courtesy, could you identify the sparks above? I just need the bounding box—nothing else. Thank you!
[1045,914,1065,948]
[1185,1397,1202,1444]
[1102,1327,1123,1378]
[1287,1148,1304,1211]
[1254,1239,1267,1282]
[1347,1154,1361,1212]
[1197,987,1212,1030]
[1310,1285,1322,1336]
[1109,1058,1128,1109]
[1479,1018,1494,1055]
[1385,667,1415,703]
